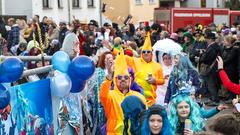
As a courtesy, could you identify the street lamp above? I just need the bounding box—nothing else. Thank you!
[99,0,102,27]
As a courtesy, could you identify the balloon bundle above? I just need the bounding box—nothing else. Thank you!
[0,58,24,110]
[0,52,95,135]
[0,50,96,108]
[0,58,23,134]
[51,51,95,98]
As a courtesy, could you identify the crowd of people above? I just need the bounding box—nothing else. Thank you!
[0,15,240,135]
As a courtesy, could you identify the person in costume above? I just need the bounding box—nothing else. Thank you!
[99,48,147,134]
[189,88,228,119]
[155,53,174,105]
[141,104,173,135]
[182,32,195,54]
[164,53,200,104]
[103,33,164,106]
[169,94,205,135]
[121,95,146,135]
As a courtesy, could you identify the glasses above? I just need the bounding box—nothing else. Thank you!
[116,75,129,80]
[142,50,151,54]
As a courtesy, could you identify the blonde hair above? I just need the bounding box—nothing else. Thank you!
[224,35,235,44]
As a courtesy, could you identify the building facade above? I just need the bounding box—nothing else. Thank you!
[102,0,158,25]
[1,0,101,24]
[158,0,225,8]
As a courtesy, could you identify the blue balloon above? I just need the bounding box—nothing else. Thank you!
[0,58,24,83]
[68,56,95,80]
[70,78,86,93]
[0,85,10,109]
[52,51,71,73]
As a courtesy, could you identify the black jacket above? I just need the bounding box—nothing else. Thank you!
[199,42,222,74]
[0,20,7,39]
[190,40,207,67]
[59,27,68,46]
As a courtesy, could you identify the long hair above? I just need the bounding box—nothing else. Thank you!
[97,51,112,69]
[121,96,146,135]
[171,53,196,82]
[169,94,205,133]
[141,105,173,135]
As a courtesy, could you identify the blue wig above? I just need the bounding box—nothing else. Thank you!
[141,105,173,135]
[169,94,205,133]
[121,95,146,135]
[171,53,196,82]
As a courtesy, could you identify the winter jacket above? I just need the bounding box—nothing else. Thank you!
[222,45,240,84]
[219,70,240,94]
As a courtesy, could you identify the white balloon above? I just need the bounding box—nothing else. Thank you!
[50,73,72,98]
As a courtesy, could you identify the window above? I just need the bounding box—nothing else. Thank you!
[149,0,156,4]
[43,0,49,8]
[88,0,94,7]
[135,0,143,5]
[201,0,206,7]
[58,0,63,8]
[72,0,80,7]
[160,1,174,8]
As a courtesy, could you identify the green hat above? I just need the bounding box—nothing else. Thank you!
[183,32,194,43]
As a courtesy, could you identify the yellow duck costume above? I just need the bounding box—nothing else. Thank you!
[100,49,146,135]
[112,33,164,106]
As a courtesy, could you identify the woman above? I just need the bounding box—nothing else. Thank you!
[48,22,59,41]
[164,53,200,104]
[169,94,205,135]
[91,51,114,134]
[217,56,240,94]
[220,35,239,100]
[141,104,172,135]
[182,32,195,54]
[156,53,173,105]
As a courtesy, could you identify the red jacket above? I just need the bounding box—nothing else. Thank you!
[219,69,240,94]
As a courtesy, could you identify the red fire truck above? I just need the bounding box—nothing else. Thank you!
[154,8,240,33]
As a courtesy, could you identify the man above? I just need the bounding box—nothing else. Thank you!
[199,32,222,106]
[58,21,69,46]
[7,18,20,54]
[104,33,164,106]
[83,20,98,56]
[100,49,146,134]
[33,15,40,23]
[190,29,207,67]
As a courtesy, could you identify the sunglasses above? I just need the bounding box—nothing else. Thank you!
[116,75,130,80]
[142,50,151,54]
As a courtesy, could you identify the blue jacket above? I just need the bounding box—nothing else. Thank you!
[164,69,200,104]
[197,102,219,118]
